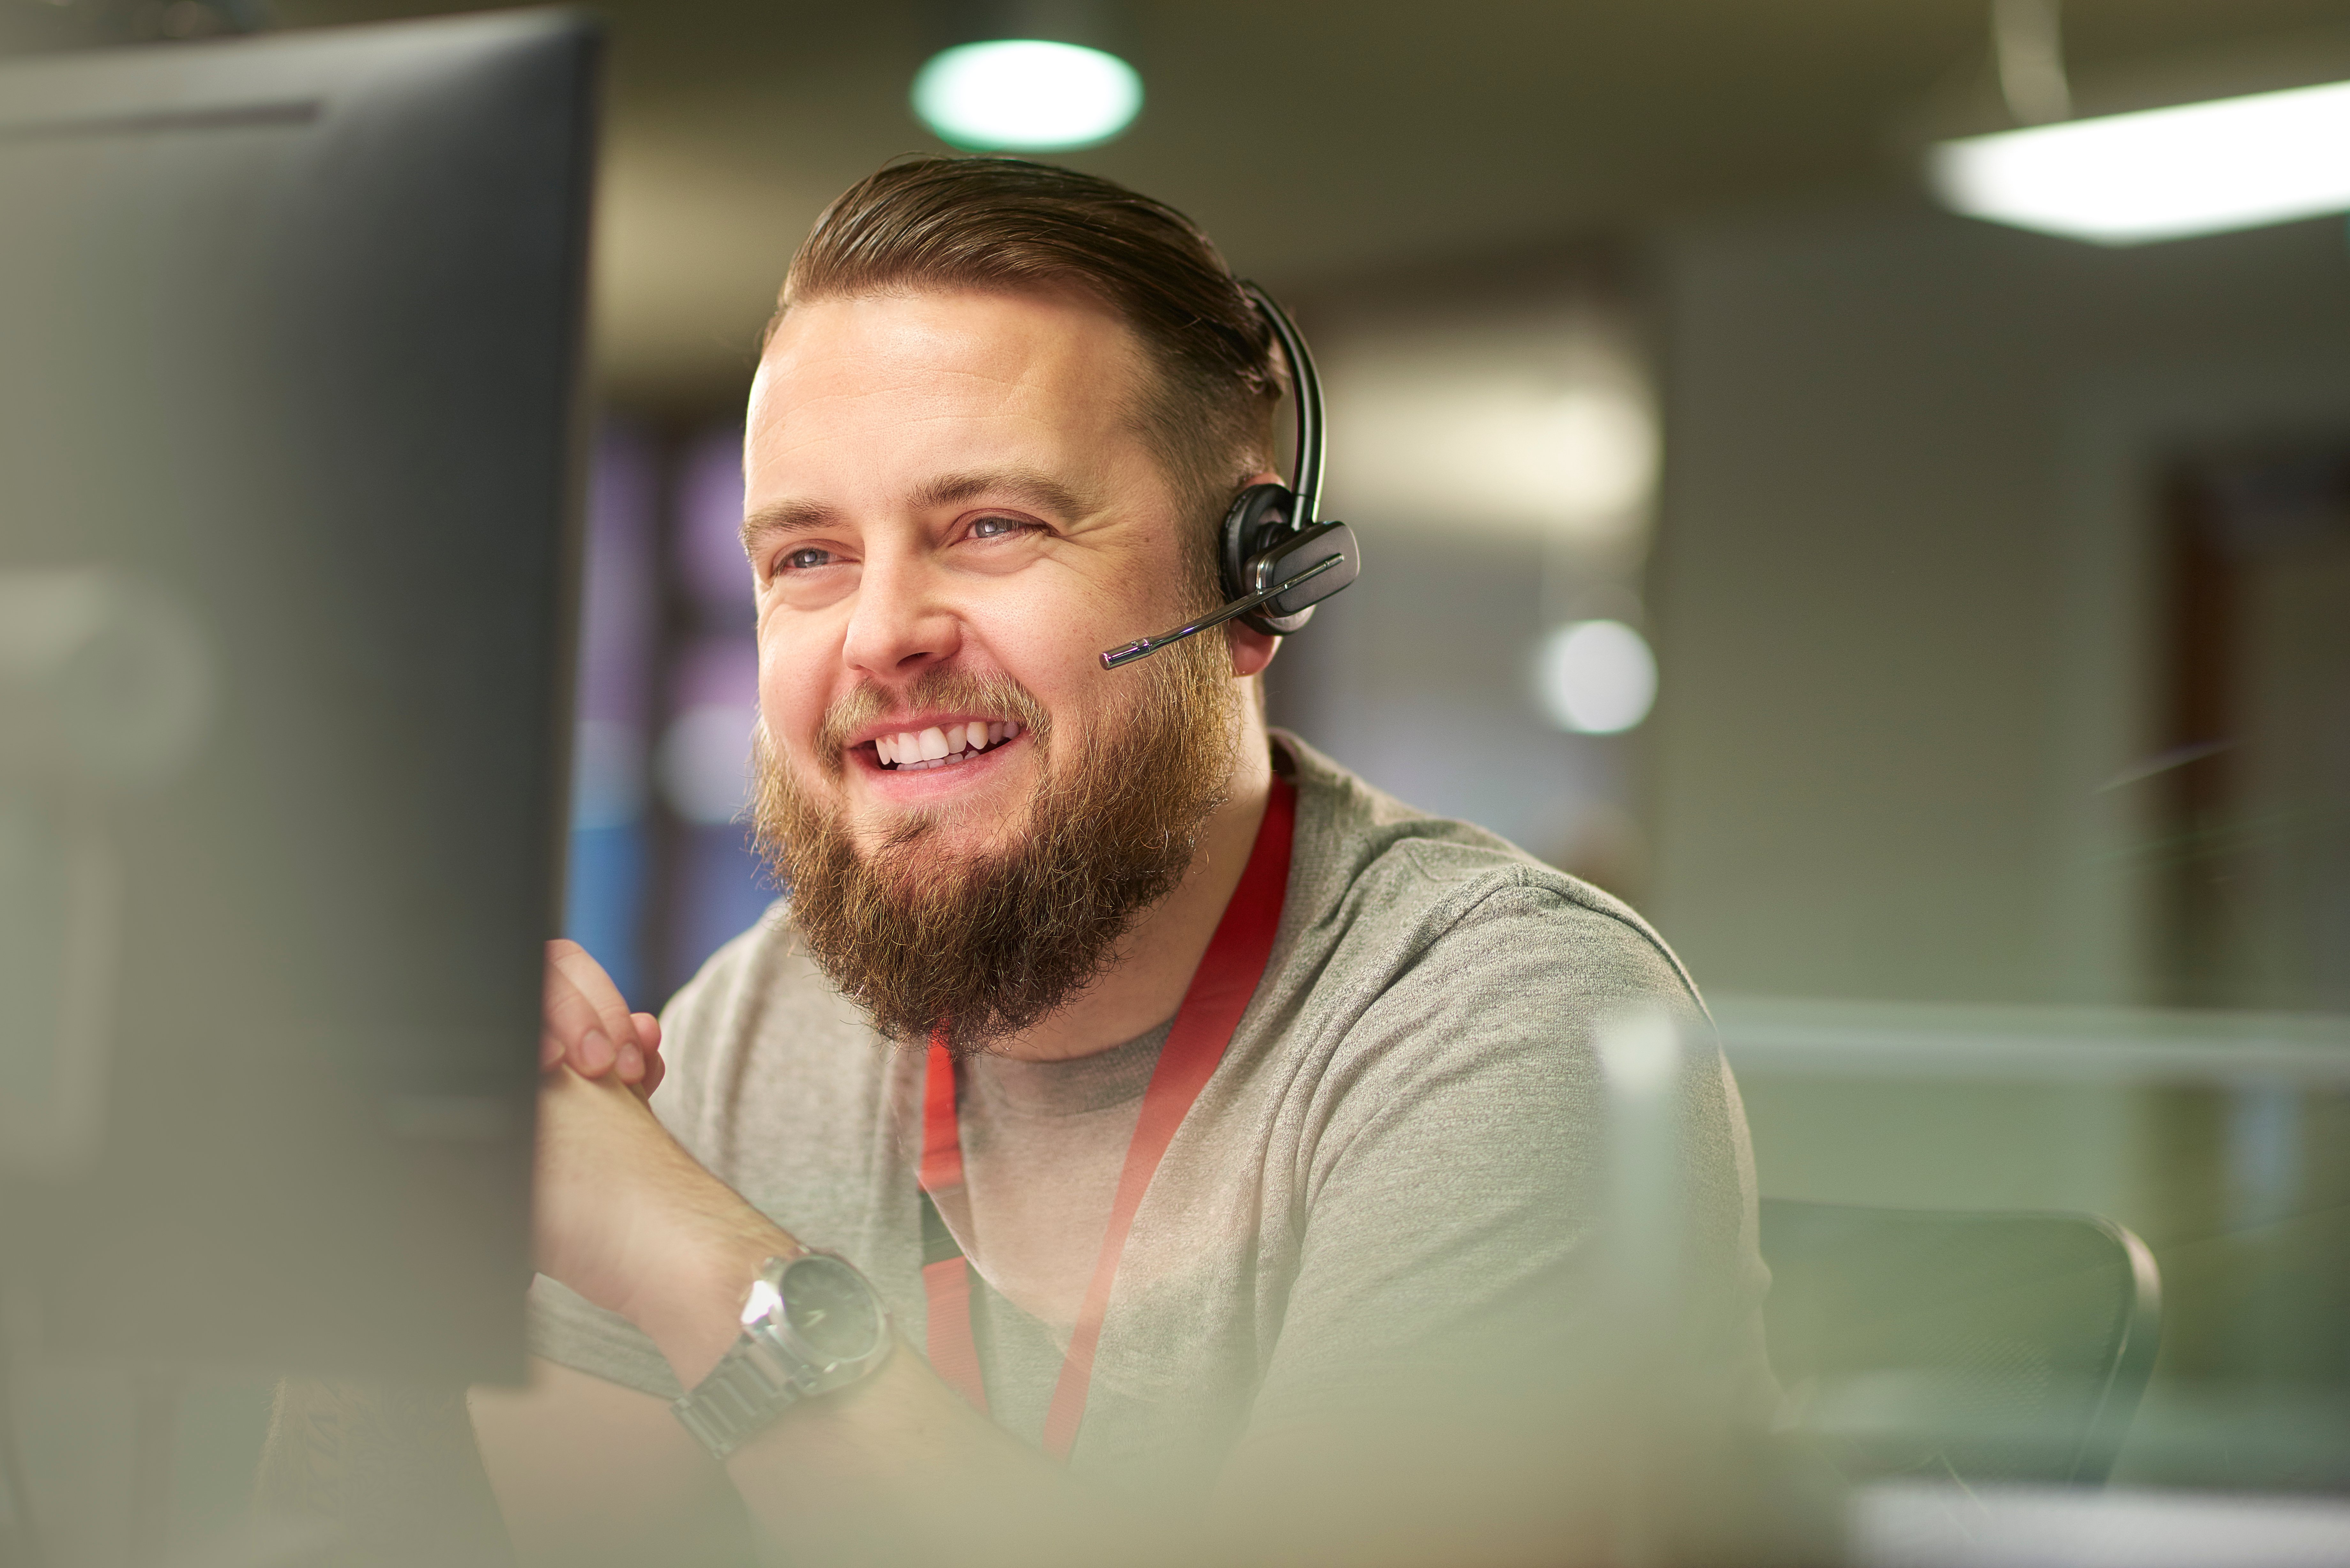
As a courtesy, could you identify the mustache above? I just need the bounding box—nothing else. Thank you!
[810,667,1054,776]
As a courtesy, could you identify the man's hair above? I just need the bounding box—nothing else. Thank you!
[776,156,1283,588]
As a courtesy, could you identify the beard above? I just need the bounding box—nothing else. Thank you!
[749,630,1241,1057]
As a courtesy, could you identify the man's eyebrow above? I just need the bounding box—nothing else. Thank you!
[914,469,1096,521]
[739,499,838,558]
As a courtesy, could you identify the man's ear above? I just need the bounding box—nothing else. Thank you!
[1229,623,1280,678]
[1223,467,1294,681]
[1216,467,1294,679]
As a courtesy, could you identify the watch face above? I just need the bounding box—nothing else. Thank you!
[780,1254,882,1362]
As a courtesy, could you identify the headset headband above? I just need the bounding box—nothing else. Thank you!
[1240,282,1323,531]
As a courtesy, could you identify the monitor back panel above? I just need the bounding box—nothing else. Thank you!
[0,11,596,1381]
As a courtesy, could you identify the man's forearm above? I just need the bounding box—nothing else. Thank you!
[720,1349,1144,1568]
[539,1067,1168,1566]
[633,1225,1129,1568]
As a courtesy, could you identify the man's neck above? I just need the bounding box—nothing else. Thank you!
[994,704,1276,1063]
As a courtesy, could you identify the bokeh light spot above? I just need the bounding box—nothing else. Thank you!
[912,40,1142,152]
[1535,620,1657,734]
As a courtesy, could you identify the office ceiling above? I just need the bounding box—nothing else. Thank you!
[265,0,2350,411]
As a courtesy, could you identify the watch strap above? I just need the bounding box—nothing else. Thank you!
[672,1324,812,1461]
[671,1252,892,1462]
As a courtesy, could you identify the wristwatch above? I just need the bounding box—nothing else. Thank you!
[671,1251,893,1460]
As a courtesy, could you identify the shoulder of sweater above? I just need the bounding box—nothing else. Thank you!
[653,896,882,1085]
[1276,730,1706,1013]
[657,895,795,1029]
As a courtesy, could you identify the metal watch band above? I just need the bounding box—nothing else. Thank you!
[671,1252,892,1462]
[672,1324,814,1461]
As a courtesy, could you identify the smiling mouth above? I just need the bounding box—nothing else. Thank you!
[869,720,1023,773]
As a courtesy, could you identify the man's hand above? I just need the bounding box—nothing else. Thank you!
[534,1062,794,1385]
[521,999,1129,1568]
[541,938,665,1098]
[537,938,782,1377]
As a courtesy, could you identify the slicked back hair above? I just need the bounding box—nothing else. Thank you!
[774,156,1283,598]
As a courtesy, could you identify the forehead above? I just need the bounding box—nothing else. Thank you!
[745,288,1156,489]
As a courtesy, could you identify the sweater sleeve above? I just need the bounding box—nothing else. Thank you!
[1233,878,1773,1454]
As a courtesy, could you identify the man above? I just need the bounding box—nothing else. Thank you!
[266,156,1774,1566]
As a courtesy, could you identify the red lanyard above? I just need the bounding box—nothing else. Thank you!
[917,773,1297,1461]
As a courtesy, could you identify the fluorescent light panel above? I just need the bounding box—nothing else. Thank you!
[1931,76,2350,245]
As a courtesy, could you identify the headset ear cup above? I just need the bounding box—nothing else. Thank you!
[1220,483,1305,637]
[1220,484,1292,599]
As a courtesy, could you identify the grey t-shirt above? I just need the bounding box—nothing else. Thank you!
[529,734,1773,1498]
[943,1015,1173,1446]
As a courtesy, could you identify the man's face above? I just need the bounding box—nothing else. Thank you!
[743,287,1211,862]
[741,286,1250,1050]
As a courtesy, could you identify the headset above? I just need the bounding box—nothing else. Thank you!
[1099,283,1361,670]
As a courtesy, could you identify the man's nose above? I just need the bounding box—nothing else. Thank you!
[840,550,962,682]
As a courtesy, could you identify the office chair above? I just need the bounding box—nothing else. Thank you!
[1758,1199,2162,1486]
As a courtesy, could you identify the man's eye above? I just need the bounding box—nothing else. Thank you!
[778,547,835,573]
[968,516,1031,541]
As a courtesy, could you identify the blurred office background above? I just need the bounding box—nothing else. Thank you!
[11,0,2350,1554]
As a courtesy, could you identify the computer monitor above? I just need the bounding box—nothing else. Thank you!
[0,10,596,1382]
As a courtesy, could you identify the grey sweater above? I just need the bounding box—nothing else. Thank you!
[528,734,1774,1500]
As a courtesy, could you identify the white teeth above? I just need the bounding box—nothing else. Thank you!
[876,719,1024,769]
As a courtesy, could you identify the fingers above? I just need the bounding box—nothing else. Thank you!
[537,940,671,1101]
[630,1013,665,1098]
[542,939,640,1083]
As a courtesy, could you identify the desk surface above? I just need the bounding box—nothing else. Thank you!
[1853,1481,2350,1568]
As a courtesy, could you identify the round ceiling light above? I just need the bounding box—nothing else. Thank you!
[912,39,1142,152]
